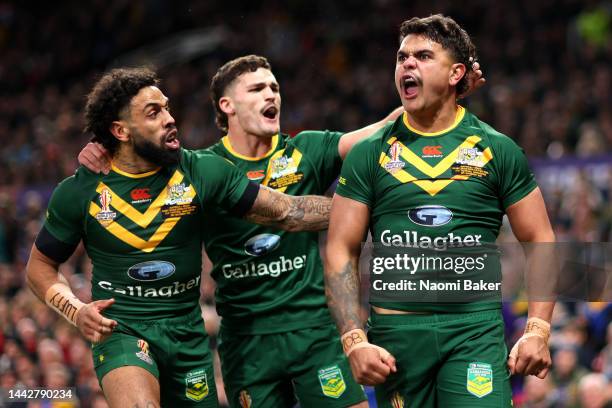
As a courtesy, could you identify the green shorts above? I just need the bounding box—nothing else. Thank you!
[368,309,511,408]
[218,323,366,408]
[92,306,218,407]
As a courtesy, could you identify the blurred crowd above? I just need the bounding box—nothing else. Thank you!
[0,0,611,406]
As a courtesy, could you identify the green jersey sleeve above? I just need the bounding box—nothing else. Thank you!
[43,175,87,245]
[182,149,254,210]
[335,134,379,207]
[490,133,538,209]
[291,130,343,191]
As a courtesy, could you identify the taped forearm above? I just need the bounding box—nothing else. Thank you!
[522,316,551,343]
[341,328,392,360]
[45,282,85,326]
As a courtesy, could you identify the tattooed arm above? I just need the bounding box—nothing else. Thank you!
[324,194,367,334]
[243,185,331,232]
[324,194,396,385]
[26,244,117,342]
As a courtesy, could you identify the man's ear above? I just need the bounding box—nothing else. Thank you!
[219,96,234,116]
[449,63,467,87]
[109,120,130,142]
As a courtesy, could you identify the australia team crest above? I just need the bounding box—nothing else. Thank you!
[185,369,209,401]
[318,365,346,398]
[456,147,485,167]
[466,362,493,398]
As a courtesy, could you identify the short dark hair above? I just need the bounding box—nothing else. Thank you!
[399,14,476,96]
[84,67,159,155]
[210,55,271,133]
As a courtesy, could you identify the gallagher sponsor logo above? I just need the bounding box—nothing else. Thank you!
[408,205,453,227]
[244,234,281,256]
[127,261,176,281]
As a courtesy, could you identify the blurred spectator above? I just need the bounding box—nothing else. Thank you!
[551,344,589,407]
[578,373,612,408]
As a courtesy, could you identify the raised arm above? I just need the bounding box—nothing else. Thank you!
[505,187,556,378]
[243,185,331,232]
[324,194,395,385]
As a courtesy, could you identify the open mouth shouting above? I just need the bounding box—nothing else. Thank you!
[261,104,279,121]
[400,74,420,99]
[164,128,180,150]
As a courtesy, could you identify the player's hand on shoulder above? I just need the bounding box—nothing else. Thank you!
[75,298,118,343]
[78,142,111,175]
[348,344,397,385]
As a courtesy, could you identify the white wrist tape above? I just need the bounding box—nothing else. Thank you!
[45,283,85,326]
[509,317,551,359]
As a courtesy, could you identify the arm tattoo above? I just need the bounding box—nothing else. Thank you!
[325,260,363,334]
[244,186,331,231]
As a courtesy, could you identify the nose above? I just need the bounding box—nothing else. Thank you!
[162,108,175,126]
[262,86,276,100]
[403,55,417,69]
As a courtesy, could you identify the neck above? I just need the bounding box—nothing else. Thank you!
[406,97,459,134]
[112,147,160,174]
[226,128,276,158]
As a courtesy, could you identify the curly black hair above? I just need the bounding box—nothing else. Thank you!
[84,67,159,155]
[399,15,477,96]
[210,55,271,133]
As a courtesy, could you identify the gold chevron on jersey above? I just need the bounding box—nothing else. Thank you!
[261,146,304,192]
[88,170,196,252]
[379,136,493,196]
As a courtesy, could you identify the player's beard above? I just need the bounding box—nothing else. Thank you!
[133,132,180,167]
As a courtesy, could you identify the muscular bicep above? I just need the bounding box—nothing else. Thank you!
[326,194,370,267]
[506,187,555,243]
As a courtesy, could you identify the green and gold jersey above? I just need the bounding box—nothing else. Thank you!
[42,149,252,320]
[337,107,537,312]
[205,131,342,334]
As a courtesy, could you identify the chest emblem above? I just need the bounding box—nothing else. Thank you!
[379,136,493,196]
[262,148,304,192]
[88,170,197,253]
[384,141,406,174]
[94,188,117,226]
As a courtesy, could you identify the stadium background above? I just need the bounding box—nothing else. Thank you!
[0,0,610,406]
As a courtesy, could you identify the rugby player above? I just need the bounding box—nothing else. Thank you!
[325,15,555,407]
[26,67,332,408]
[78,56,483,407]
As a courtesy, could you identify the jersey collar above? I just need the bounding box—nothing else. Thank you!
[402,106,465,137]
[221,134,279,161]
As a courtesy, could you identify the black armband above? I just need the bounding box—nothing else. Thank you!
[229,182,259,217]
[34,226,78,263]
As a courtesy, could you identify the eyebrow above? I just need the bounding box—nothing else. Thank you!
[397,49,434,57]
[141,99,169,112]
[247,81,279,89]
